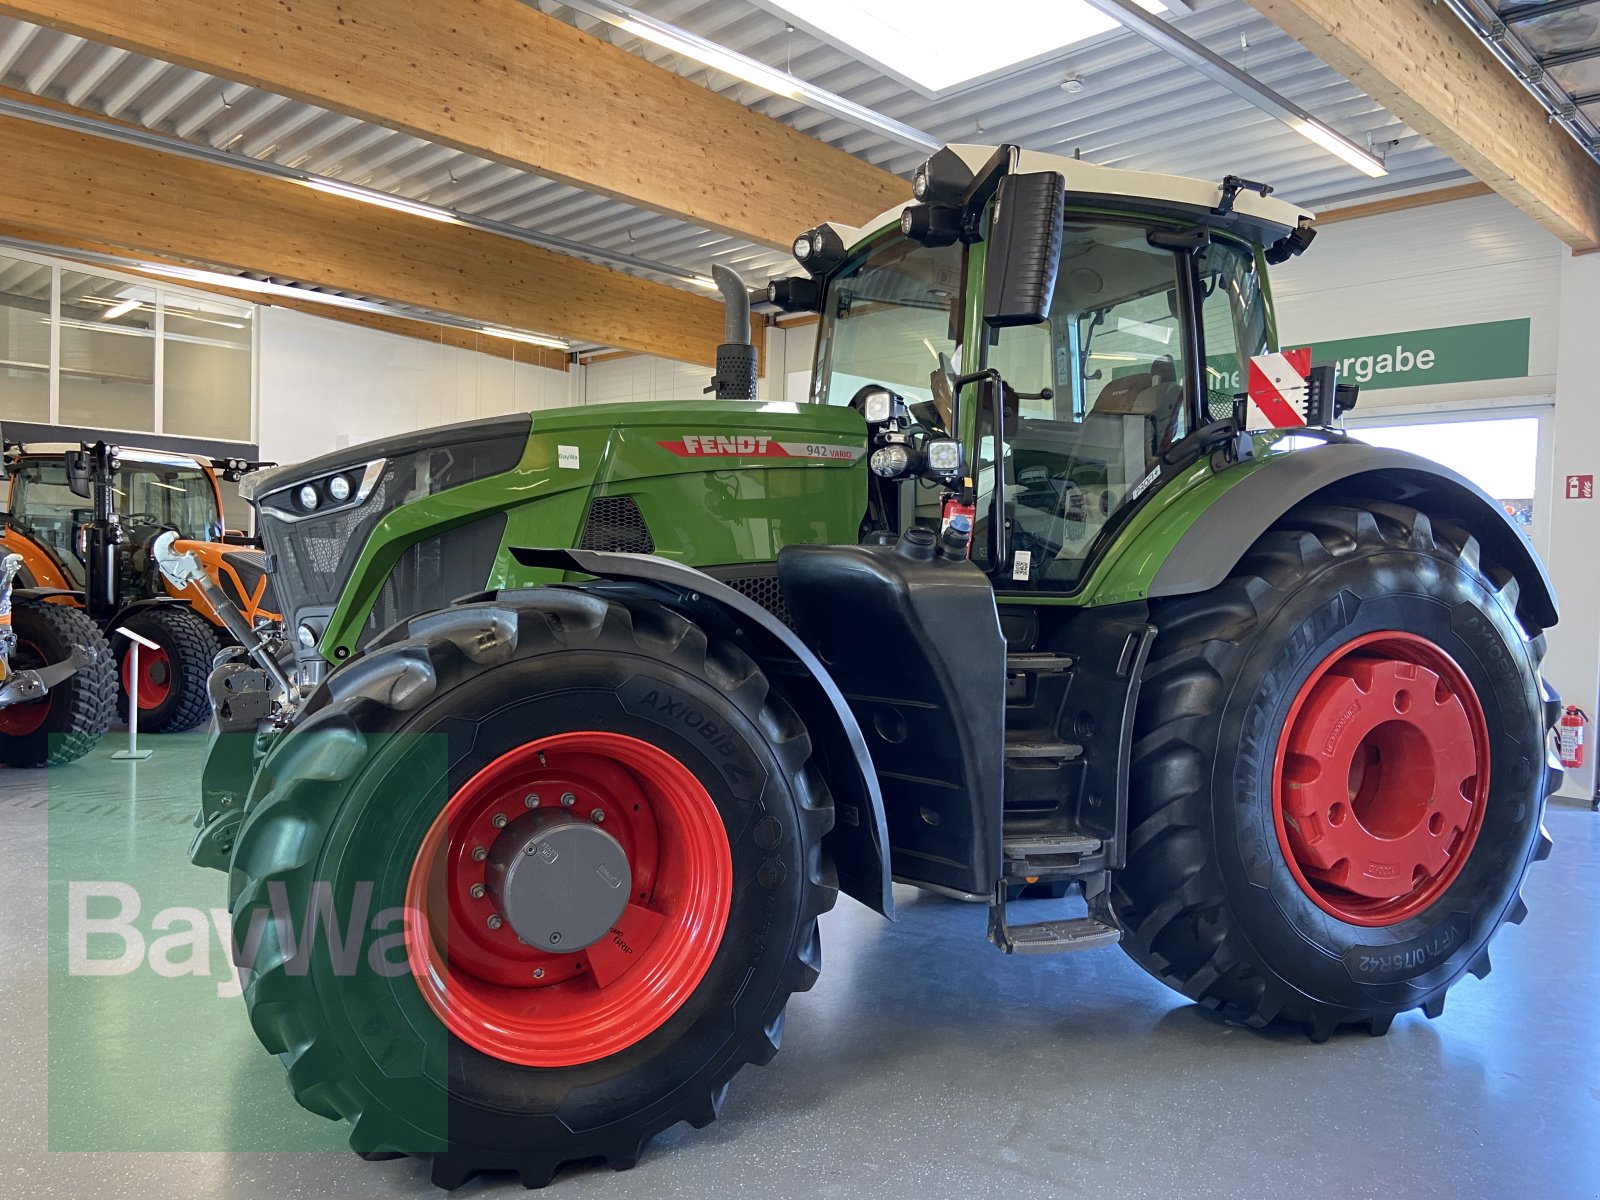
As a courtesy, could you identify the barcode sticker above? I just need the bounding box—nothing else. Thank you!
[1012,550,1033,581]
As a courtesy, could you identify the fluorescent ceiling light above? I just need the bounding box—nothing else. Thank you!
[1289,119,1389,179]
[480,326,572,351]
[1081,0,1388,179]
[689,274,722,291]
[299,177,463,224]
[760,0,1166,94]
[98,297,142,321]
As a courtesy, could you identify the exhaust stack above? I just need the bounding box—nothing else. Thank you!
[708,264,758,400]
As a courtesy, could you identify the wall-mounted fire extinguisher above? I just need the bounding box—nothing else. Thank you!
[1558,705,1587,770]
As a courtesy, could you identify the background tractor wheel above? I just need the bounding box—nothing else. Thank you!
[227,590,836,1188]
[115,605,218,733]
[1112,501,1557,1041]
[0,602,117,767]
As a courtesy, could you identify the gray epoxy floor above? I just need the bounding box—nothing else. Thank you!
[2,737,1597,1200]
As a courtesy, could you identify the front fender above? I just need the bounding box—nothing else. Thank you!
[512,546,894,919]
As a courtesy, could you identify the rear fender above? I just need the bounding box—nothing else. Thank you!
[1150,442,1558,629]
[511,547,894,918]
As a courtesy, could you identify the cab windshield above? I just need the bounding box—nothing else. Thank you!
[983,220,1268,588]
[814,232,965,431]
[6,457,222,587]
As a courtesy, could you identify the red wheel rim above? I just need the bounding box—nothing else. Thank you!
[0,637,51,736]
[404,731,733,1068]
[122,645,171,710]
[1272,630,1490,927]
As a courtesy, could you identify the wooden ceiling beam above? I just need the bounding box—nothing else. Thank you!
[1243,0,1600,251]
[0,111,751,364]
[0,0,909,250]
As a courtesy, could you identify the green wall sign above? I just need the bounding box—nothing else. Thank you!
[1205,318,1533,394]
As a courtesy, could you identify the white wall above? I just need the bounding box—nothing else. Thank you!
[255,306,576,464]
[1542,249,1600,802]
[579,338,784,405]
[1273,194,1563,412]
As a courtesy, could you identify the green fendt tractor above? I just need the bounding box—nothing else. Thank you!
[193,146,1559,1189]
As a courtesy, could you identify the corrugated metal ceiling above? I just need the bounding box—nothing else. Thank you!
[0,0,1468,348]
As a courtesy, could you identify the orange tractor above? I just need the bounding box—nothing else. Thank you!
[0,438,277,738]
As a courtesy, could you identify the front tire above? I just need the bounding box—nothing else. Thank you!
[1113,501,1557,1039]
[228,590,835,1187]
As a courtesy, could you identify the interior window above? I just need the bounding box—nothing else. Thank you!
[982,220,1188,587]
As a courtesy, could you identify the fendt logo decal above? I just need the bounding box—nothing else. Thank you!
[658,434,863,462]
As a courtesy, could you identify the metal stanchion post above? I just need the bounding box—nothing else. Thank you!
[111,625,157,762]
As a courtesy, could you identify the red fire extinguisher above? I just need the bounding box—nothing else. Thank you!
[1559,706,1588,770]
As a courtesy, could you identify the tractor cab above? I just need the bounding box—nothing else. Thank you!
[773,145,1314,593]
[2,444,226,593]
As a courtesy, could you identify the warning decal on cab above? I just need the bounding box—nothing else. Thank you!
[1245,347,1312,431]
[658,435,863,462]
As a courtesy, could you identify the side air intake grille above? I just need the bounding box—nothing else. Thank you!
[579,496,654,554]
[721,574,794,630]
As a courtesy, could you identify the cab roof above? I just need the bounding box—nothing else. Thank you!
[835,143,1314,252]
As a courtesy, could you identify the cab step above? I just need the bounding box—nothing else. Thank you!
[1004,834,1102,859]
[1003,917,1123,956]
[986,881,1122,956]
[1004,740,1083,761]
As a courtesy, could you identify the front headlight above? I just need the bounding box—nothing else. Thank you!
[327,474,352,502]
[870,445,913,478]
[296,484,320,511]
[296,623,318,649]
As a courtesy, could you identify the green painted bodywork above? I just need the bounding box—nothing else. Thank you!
[320,400,868,659]
[316,202,1303,657]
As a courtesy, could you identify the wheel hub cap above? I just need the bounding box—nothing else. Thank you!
[487,812,632,954]
[1273,631,1490,926]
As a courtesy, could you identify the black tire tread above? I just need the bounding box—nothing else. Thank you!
[229,590,836,1189]
[117,605,219,733]
[0,601,117,767]
[1113,500,1555,1039]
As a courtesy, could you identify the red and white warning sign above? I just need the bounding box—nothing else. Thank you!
[1245,347,1313,430]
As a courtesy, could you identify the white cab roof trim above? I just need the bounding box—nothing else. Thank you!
[829,143,1314,248]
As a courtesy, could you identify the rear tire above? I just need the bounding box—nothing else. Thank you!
[1112,501,1557,1040]
[0,602,117,767]
[227,590,836,1188]
[115,604,218,733]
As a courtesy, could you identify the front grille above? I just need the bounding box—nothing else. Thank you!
[259,430,524,619]
[578,496,654,554]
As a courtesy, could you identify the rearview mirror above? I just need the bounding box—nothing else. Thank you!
[983,172,1065,329]
[65,449,91,499]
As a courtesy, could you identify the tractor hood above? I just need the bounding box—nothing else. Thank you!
[249,400,869,666]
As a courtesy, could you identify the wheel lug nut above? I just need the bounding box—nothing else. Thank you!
[524,793,541,808]
[533,968,545,980]
[487,914,503,930]
[470,884,485,900]
[491,813,508,828]
[471,847,488,862]
[590,808,605,824]
[560,792,576,807]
